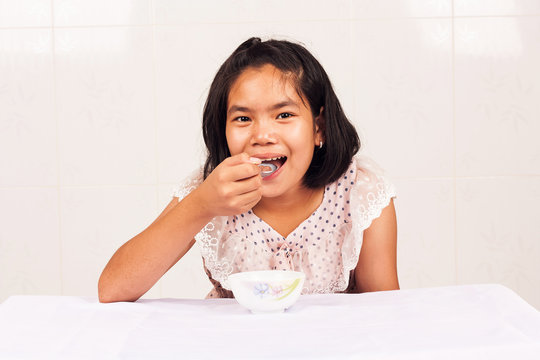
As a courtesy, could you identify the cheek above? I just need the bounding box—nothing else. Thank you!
[225,126,249,155]
[284,123,317,170]
[286,122,317,149]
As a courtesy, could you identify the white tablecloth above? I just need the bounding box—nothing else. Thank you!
[0,284,539,359]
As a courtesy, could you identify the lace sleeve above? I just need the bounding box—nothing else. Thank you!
[351,155,397,232]
[171,167,233,288]
[171,167,204,201]
[341,155,397,279]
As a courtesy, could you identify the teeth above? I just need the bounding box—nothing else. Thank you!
[262,156,285,161]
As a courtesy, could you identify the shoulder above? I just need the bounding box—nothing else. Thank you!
[347,154,397,230]
[351,154,390,182]
[349,154,396,194]
[171,166,205,201]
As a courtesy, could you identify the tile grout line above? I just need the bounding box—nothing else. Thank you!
[451,0,458,287]
[2,13,540,31]
[149,0,163,299]
[50,0,64,296]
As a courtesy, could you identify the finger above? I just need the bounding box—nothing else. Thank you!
[221,162,261,182]
[244,193,262,209]
[235,163,262,181]
[232,172,262,195]
[225,152,261,167]
[235,188,262,210]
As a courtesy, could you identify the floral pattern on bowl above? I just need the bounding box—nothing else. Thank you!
[253,279,301,300]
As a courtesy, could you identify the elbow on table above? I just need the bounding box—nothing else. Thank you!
[98,287,140,303]
[97,279,116,303]
[98,276,140,303]
[98,289,118,303]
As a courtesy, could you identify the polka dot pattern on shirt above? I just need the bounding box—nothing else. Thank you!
[218,162,357,292]
[170,155,397,300]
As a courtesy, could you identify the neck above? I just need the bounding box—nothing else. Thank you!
[253,185,324,218]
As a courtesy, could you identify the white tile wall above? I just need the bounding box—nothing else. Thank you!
[0,0,51,28]
[153,0,351,24]
[60,185,159,297]
[1,0,539,309]
[0,29,56,187]
[352,18,453,178]
[455,17,540,176]
[454,0,540,16]
[0,188,61,297]
[351,0,452,18]
[394,179,455,289]
[54,0,151,26]
[55,27,156,186]
[456,178,540,309]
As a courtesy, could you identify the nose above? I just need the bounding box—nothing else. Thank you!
[250,118,277,146]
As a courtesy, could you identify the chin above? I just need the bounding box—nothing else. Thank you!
[260,190,280,198]
[260,185,286,198]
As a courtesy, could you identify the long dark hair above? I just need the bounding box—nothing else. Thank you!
[202,37,360,188]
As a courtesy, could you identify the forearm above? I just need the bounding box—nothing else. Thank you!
[98,190,213,303]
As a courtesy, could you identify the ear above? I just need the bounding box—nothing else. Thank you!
[314,106,325,145]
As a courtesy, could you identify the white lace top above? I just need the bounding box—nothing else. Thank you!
[172,155,396,298]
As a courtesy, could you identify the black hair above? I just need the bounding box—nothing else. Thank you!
[202,37,360,188]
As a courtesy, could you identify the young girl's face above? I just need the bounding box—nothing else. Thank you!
[226,64,323,198]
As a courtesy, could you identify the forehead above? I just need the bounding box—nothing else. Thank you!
[228,64,307,109]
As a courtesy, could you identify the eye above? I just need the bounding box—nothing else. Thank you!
[277,112,293,119]
[234,116,251,122]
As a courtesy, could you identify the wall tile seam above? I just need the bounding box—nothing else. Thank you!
[152,17,457,24]
[151,18,456,26]
[0,19,348,30]
[0,185,162,190]
[151,25,159,189]
[453,14,540,18]
[452,0,458,286]
[50,0,64,296]
[4,14,540,31]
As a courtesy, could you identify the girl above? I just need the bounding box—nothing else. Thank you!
[98,37,399,302]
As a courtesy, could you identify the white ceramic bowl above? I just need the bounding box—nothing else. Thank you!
[228,270,306,314]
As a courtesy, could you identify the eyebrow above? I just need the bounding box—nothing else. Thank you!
[227,100,300,116]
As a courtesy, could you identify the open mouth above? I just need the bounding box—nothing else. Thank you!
[260,156,287,177]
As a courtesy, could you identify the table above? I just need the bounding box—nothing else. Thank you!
[1,284,539,359]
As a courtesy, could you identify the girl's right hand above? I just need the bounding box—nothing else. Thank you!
[194,153,262,218]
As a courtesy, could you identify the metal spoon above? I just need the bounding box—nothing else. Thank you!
[259,163,278,177]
